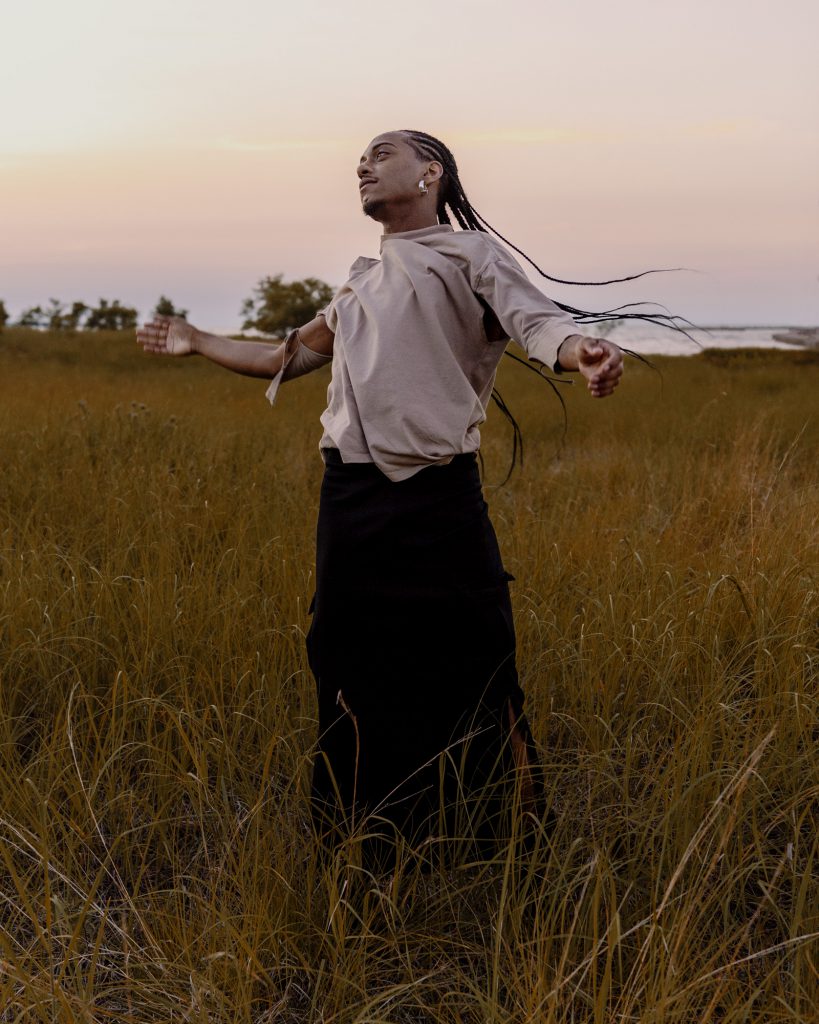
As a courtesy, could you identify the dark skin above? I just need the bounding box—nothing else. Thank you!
[137,129,623,398]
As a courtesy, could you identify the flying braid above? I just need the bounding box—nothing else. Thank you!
[397,129,693,481]
[399,129,696,334]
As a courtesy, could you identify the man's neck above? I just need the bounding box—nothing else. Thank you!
[379,210,439,235]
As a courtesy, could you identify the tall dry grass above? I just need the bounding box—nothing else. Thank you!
[1,328,817,1022]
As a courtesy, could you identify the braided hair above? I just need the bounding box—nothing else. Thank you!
[400,129,693,481]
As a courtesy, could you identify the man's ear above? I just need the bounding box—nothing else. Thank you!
[425,160,444,186]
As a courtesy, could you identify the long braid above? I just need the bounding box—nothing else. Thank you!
[401,129,695,324]
[399,129,689,480]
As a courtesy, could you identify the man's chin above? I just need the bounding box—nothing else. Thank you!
[361,197,386,221]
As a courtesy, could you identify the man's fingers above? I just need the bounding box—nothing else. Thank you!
[588,360,622,394]
[136,323,172,353]
[591,365,621,381]
[576,338,624,398]
[580,342,603,363]
[593,368,622,386]
[136,316,194,358]
[136,320,170,344]
[580,338,622,371]
[591,352,623,379]
[589,377,620,398]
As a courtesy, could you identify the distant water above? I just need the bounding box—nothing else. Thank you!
[585,324,807,356]
[221,324,810,356]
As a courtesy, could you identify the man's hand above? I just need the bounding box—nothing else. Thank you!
[557,334,623,398]
[136,315,197,357]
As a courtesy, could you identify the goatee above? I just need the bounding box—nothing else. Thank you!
[362,197,384,220]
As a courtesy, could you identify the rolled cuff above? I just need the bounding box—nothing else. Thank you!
[265,329,333,405]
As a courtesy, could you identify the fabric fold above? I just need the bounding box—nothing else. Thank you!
[313,225,579,479]
[265,329,333,405]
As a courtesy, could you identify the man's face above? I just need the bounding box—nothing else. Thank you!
[357,132,425,221]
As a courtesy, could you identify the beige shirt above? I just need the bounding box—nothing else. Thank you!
[266,224,579,481]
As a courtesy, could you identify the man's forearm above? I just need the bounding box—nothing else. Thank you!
[192,331,285,379]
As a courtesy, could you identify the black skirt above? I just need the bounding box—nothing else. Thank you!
[306,448,540,858]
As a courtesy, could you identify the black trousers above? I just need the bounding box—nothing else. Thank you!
[306,449,540,862]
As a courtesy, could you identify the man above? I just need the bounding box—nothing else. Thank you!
[137,130,623,867]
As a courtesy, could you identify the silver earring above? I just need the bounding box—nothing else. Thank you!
[418,179,428,195]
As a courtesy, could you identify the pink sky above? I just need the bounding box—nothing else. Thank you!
[3,0,817,330]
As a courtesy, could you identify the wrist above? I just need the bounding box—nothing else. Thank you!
[556,334,584,372]
[189,327,206,355]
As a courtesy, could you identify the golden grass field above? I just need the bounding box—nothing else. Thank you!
[1,327,817,1022]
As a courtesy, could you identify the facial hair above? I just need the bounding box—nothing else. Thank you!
[361,196,385,220]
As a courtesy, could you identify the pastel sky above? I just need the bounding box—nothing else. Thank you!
[2,0,817,330]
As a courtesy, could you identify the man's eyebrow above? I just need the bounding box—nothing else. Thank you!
[360,141,398,159]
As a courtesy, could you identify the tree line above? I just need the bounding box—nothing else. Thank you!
[0,296,185,333]
[0,275,334,338]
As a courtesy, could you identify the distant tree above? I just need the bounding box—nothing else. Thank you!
[152,295,188,320]
[240,274,334,337]
[61,301,90,332]
[16,305,46,328]
[85,299,138,331]
[44,298,67,331]
[14,299,89,332]
[43,296,79,331]
[0,300,8,333]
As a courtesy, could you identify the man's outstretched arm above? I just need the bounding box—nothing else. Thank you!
[136,315,334,378]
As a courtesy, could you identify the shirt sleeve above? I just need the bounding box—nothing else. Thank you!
[472,247,579,372]
[265,328,333,406]
[318,301,338,333]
